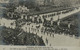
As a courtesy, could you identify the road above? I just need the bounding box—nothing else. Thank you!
[44,7,80,21]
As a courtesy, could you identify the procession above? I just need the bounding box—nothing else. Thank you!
[0,0,80,46]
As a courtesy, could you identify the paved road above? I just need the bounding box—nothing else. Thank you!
[44,7,80,21]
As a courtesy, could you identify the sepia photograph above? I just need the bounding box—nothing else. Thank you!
[0,0,80,47]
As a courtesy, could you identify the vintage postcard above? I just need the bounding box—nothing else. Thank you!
[0,0,80,50]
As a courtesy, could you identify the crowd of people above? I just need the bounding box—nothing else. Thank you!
[1,5,80,46]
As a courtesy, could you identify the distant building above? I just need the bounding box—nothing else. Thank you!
[9,0,19,3]
[15,5,29,13]
[44,0,54,5]
[0,0,9,3]
[35,0,54,6]
[35,0,44,6]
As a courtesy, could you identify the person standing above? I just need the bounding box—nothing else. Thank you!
[46,38,48,45]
